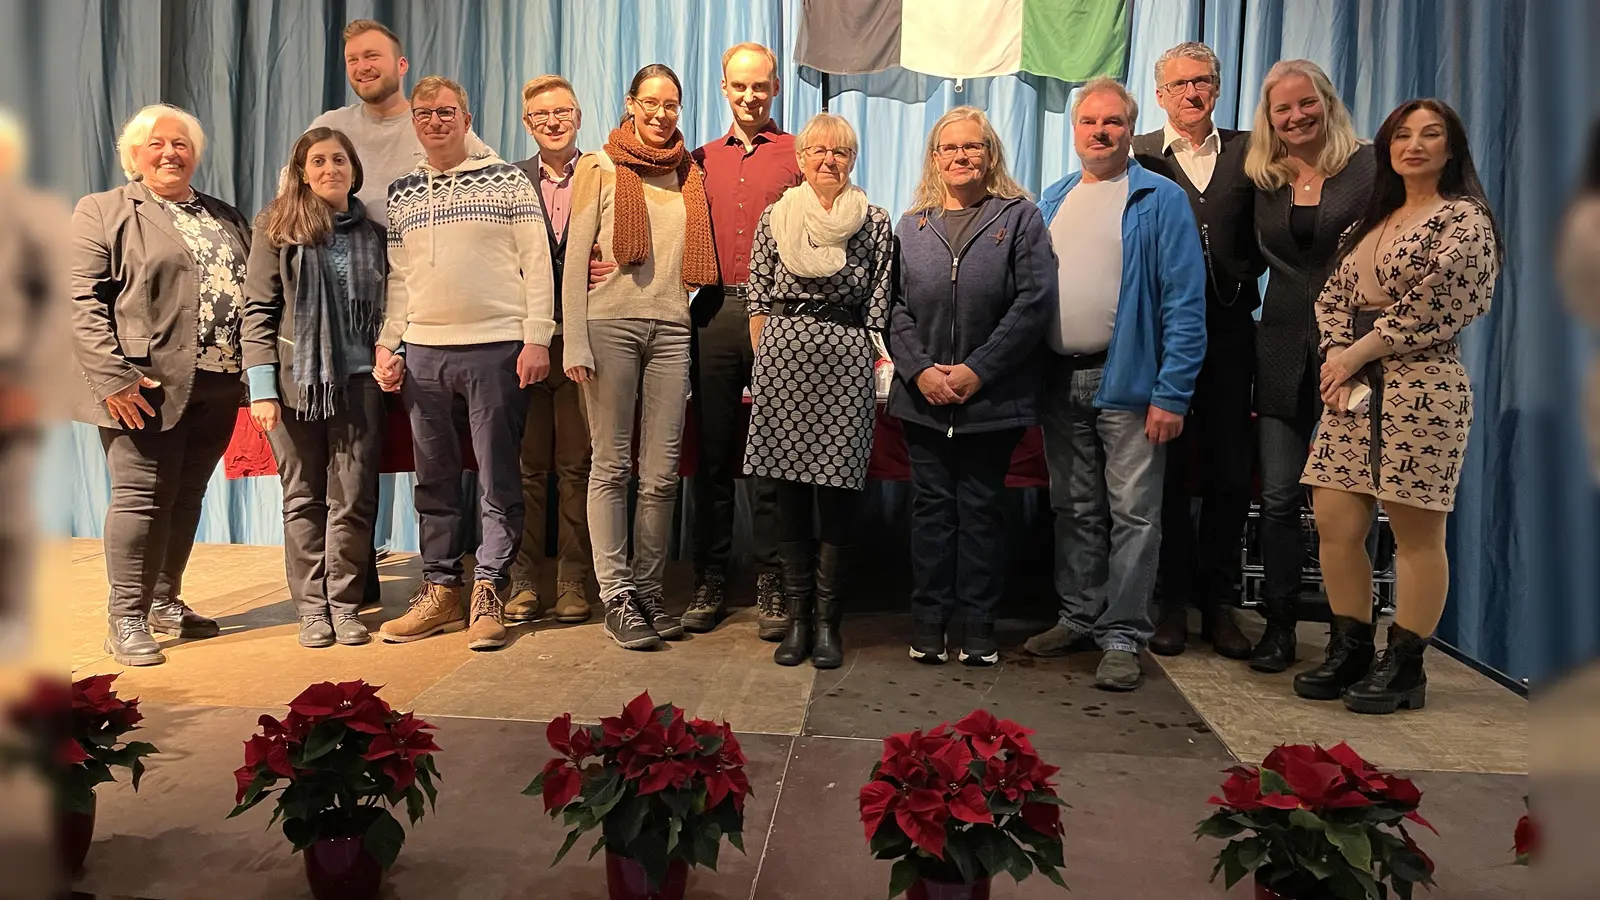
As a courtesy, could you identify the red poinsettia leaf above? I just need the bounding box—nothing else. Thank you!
[881,730,922,765]
[1514,814,1536,858]
[727,768,751,812]
[1405,809,1438,835]
[1276,754,1349,807]
[947,783,993,825]
[1020,801,1061,835]
[547,714,577,757]
[1323,788,1376,809]
[624,692,655,731]
[1323,741,1376,777]
[541,760,583,812]
[998,718,1037,751]
[363,734,397,762]
[1378,775,1422,807]
[288,682,345,719]
[896,788,950,859]
[929,739,975,784]
[1259,792,1305,811]
[233,765,257,804]
[383,757,417,793]
[859,780,899,839]
[57,738,91,766]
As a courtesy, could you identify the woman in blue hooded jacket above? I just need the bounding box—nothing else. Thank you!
[888,106,1057,667]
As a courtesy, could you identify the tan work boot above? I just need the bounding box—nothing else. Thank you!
[552,581,592,624]
[466,581,508,651]
[379,583,464,643]
[504,581,541,624]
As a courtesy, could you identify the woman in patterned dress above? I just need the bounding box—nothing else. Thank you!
[1295,99,1502,714]
[743,113,891,670]
[69,104,251,667]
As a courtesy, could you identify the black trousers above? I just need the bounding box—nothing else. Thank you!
[403,343,529,588]
[100,370,241,617]
[774,478,861,546]
[904,423,1024,628]
[691,288,779,576]
[267,377,384,617]
[1257,354,1320,605]
[1157,313,1255,612]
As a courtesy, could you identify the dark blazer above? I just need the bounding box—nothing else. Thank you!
[887,196,1057,435]
[240,211,388,411]
[1132,127,1265,318]
[69,182,250,430]
[1253,144,1377,418]
[513,157,570,320]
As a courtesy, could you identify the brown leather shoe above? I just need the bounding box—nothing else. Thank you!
[504,581,541,624]
[1203,605,1253,660]
[467,581,508,651]
[1149,606,1188,656]
[378,583,464,643]
[552,581,592,624]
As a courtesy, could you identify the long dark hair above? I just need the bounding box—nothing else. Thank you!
[264,127,364,246]
[619,63,682,127]
[1337,98,1502,264]
[1584,120,1600,193]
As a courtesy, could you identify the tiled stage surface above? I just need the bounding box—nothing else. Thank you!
[38,540,1527,899]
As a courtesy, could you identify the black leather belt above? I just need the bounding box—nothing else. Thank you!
[725,284,750,305]
[771,298,861,328]
[1057,348,1108,369]
[1351,309,1385,478]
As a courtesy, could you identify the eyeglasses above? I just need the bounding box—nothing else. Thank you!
[412,106,459,124]
[1160,75,1218,95]
[803,146,855,161]
[630,98,682,118]
[935,142,988,159]
[525,108,576,124]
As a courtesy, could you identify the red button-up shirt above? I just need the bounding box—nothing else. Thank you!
[692,120,802,286]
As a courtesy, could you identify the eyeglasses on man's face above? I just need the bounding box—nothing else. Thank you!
[1160,75,1218,95]
[631,97,681,118]
[803,146,855,162]
[412,106,460,124]
[525,108,576,124]
[935,142,988,159]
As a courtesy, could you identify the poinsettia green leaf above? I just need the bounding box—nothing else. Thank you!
[1221,844,1248,888]
[888,858,919,900]
[944,832,978,884]
[1289,809,1327,832]
[587,835,607,861]
[552,827,585,866]
[1195,814,1245,839]
[1324,822,1372,872]
[727,828,745,855]
[299,720,346,766]
[282,816,315,852]
[1259,768,1292,796]
[363,808,405,869]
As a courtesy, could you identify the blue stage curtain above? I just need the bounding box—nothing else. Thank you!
[21,0,1592,683]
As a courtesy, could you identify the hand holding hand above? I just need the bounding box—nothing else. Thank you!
[943,364,983,402]
[916,367,959,406]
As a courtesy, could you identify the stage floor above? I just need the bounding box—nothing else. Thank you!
[42,540,1528,899]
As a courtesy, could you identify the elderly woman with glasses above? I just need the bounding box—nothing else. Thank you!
[888,106,1056,668]
[70,104,251,666]
[742,113,891,670]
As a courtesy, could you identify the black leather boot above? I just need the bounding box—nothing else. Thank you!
[811,544,848,670]
[773,540,816,667]
[1343,624,1429,714]
[1202,603,1253,660]
[149,597,220,639]
[1292,616,1375,700]
[1149,604,1188,656]
[1249,598,1298,674]
[105,615,166,666]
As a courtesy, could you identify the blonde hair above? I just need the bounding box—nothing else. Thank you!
[522,74,580,110]
[116,104,206,182]
[907,106,1028,214]
[412,75,469,112]
[343,19,401,53]
[0,109,24,179]
[721,42,779,80]
[1072,77,1139,129]
[796,113,858,158]
[1245,59,1362,191]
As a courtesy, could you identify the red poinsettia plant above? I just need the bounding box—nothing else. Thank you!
[227,680,441,869]
[527,691,750,891]
[1513,797,1534,866]
[859,709,1067,896]
[1197,742,1436,900]
[0,674,157,815]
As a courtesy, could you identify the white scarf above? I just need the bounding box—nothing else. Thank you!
[770,182,869,278]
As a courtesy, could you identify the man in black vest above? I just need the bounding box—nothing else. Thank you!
[507,75,594,627]
[1132,42,1263,659]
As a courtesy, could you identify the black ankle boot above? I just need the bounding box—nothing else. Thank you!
[1249,598,1298,674]
[105,615,166,666]
[1293,616,1375,700]
[1149,604,1188,656]
[811,544,849,670]
[773,540,816,667]
[1343,624,1429,714]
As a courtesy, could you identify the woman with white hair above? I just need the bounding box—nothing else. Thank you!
[1243,60,1374,674]
[743,112,891,670]
[69,103,250,667]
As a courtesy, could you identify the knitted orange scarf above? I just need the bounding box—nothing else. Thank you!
[603,125,719,291]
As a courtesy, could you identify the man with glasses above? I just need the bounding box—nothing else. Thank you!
[374,76,555,653]
[503,75,594,628]
[1131,42,1264,660]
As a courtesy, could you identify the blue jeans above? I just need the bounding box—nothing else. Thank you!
[1042,359,1166,654]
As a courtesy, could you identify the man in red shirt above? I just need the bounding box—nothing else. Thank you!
[590,42,801,638]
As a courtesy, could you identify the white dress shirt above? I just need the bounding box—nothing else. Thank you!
[1162,121,1221,192]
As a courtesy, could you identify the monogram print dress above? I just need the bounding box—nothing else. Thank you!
[1301,199,1499,511]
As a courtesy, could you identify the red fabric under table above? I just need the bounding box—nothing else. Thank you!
[224,397,1050,487]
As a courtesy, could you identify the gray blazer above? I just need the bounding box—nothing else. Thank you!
[69,181,251,430]
[240,212,387,410]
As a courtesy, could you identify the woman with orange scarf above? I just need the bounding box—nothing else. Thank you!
[562,64,718,652]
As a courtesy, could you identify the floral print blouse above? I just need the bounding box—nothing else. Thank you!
[154,194,248,372]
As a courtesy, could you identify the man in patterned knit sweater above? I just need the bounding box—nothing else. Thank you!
[374,76,556,652]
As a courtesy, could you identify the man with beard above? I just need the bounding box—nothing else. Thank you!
[1023,78,1206,692]
[308,19,492,229]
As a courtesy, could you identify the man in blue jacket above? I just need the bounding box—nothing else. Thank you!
[1020,78,1207,692]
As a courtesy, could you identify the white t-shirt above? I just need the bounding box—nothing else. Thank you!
[308,103,494,229]
[1048,171,1128,355]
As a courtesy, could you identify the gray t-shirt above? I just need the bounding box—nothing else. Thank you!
[1048,171,1128,355]
[941,204,986,251]
[307,103,494,229]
